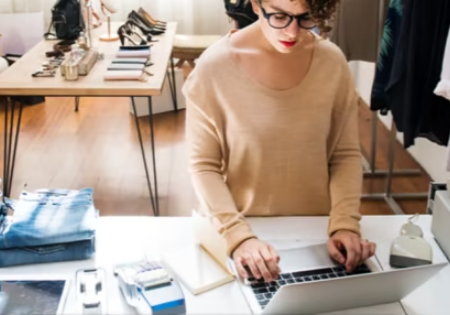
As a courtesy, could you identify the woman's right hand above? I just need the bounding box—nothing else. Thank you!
[232,238,280,282]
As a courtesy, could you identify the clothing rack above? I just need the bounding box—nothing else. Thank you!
[361,111,421,177]
[358,0,428,214]
[360,118,429,215]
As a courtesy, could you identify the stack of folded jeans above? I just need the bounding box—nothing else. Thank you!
[0,188,97,267]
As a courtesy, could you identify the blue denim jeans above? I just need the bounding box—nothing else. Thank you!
[0,237,95,267]
[0,188,97,249]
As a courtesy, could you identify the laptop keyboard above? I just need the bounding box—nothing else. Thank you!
[247,264,371,309]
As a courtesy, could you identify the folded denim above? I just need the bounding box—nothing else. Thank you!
[0,237,95,267]
[0,188,97,249]
[0,203,6,231]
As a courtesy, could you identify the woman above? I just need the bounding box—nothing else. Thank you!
[183,0,376,283]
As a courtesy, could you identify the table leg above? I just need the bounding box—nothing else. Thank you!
[148,96,159,216]
[3,97,9,197]
[169,55,178,111]
[130,97,158,216]
[75,97,80,112]
[8,100,23,195]
[2,97,23,198]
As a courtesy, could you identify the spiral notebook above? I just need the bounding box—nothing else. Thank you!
[162,211,235,295]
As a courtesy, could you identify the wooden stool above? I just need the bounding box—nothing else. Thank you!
[172,34,222,68]
[168,34,221,111]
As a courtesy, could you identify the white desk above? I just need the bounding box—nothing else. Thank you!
[0,215,449,314]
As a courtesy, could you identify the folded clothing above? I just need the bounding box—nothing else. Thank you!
[0,237,95,267]
[0,188,97,249]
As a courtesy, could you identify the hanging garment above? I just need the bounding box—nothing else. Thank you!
[435,25,450,102]
[435,26,450,171]
[329,0,389,63]
[370,0,403,113]
[384,0,450,149]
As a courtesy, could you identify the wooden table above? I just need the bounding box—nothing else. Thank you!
[0,22,178,216]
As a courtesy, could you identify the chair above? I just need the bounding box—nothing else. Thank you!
[171,34,222,68]
[168,34,221,111]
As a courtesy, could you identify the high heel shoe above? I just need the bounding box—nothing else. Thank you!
[117,25,146,46]
[129,11,166,31]
[130,10,166,30]
[126,17,165,36]
[124,21,159,43]
[138,7,167,27]
[128,11,166,33]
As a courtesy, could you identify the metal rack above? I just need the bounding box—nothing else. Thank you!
[361,116,429,215]
[358,0,429,214]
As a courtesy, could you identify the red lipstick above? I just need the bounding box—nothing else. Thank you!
[280,40,296,48]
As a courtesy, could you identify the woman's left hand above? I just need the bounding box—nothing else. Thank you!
[327,230,376,272]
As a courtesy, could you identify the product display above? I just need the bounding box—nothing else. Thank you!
[0,188,97,267]
[32,55,65,78]
[103,45,152,81]
[381,0,450,148]
[117,8,166,46]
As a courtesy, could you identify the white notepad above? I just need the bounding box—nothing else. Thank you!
[162,244,235,295]
[162,210,235,295]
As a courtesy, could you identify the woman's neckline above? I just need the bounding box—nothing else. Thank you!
[225,28,321,97]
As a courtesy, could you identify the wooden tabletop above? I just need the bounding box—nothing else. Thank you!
[0,22,177,97]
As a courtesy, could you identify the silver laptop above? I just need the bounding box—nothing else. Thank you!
[235,242,447,314]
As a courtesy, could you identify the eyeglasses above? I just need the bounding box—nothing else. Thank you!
[258,1,316,30]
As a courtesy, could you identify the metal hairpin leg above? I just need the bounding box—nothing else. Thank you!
[130,97,158,216]
[361,120,428,215]
[147,96,159,216]
[362,111,421,177]
[75,97,80,112]
[2,97,24,198]
[168,55,178,111]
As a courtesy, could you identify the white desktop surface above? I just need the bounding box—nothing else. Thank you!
[0,215,448,315]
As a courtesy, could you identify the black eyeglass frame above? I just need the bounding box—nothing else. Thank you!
[257,0,317,30]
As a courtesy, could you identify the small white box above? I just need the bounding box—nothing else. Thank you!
[130,67,185,117]
[431,191,450,261]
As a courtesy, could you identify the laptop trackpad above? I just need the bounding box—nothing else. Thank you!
[276,243,338,273]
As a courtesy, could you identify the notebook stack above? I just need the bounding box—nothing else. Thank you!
[104,45,152,81]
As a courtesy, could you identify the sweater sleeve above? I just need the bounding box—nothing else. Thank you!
[182,62,257,256]
[327,63,363,237]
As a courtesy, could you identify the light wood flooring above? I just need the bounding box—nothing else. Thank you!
[0,93,432,217]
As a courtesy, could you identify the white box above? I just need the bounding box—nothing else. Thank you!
[431,191,450,261]
[130,67,185,117]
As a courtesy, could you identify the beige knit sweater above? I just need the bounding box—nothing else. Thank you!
[183,32,363,255]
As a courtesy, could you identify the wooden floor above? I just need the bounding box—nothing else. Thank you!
[0,94,431,217]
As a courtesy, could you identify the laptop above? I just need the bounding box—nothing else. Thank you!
[234,242,447,315]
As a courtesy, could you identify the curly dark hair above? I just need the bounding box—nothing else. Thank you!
[245,0,340,34]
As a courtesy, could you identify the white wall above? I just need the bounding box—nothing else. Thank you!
[349,61,449,183]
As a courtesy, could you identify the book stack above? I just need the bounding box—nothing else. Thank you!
[104,45,152,81]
